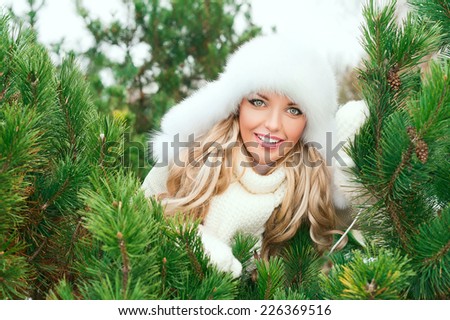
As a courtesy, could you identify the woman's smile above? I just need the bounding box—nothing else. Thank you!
[254,133,285,149]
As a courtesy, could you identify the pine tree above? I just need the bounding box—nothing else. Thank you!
[1,0,449,301]
[0,15,126,299]
[327,0,449,299]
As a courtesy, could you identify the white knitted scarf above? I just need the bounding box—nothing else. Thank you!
[202,165,287,245]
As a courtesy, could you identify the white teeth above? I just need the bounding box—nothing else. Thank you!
[257,134,281,144]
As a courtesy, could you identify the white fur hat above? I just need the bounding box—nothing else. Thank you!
[151,35,338,163]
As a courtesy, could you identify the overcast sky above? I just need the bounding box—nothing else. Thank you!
[2,0,406,73]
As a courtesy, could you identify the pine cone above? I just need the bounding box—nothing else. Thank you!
[415,139,428,163]
[388,66,401,91]
[24,186,35,196]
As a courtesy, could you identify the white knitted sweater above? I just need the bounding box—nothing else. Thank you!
[203,165,287,245]
[141,164,287,276]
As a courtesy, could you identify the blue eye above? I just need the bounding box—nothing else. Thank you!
[248,99,266,107]
[287,107,303,116]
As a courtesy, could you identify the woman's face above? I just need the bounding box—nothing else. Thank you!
[239,92,306,165]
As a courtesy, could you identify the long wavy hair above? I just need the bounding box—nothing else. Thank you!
[159,112,340,259]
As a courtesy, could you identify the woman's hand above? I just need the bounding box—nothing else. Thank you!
[198,225,242,278]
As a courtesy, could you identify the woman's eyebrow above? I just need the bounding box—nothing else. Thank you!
[255,93,297,106]
[256,93,269,100]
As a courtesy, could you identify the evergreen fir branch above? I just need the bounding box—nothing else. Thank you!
[0,16,17,104]
[351,1,447,255]
[40,177,70,211]
[281,225,323,298]
[393,12,442,71]
[408,207,450,298]
[67,217,83,261]
[0,103,42,175]
[361,0,398,68]
[0,103,42,231]
[256,257,286,300]
[231,232,259,272]
[386,143,413,195]
[35,156,87,212]
[273,287,307,300]
[384,201,411,250]
[236,277,259,300]
[87,115,125,170]
[163,216,215,286]
[171,221,205,281]
[321,246,415,299]
[27,237,47,263]
[79,171,161,299]
[46,278,76,300]
[188,270,238,300]
[424,240,450,266]
[409,0,450,49]
[11,41,57,118]
[148,201,182,298]
[0,17,55,298]
[156,230,190,299]
[0,236,33,299]
[409,60,449,142]
[116,231,130,297]
[79,272,149,300]
[358,0,441,156]
[1,13,130,299]
[55,55,98,160]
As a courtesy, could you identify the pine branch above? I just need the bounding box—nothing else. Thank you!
[408,208,450,298]
[409,0,450,49]
[231,232,259,272]
[46,278,76,300]
[116,231,130,298]
[163,216,210,285]
[418,81,447,137]
[27,237,47,262]
[321,246,415,299]
[79,171,161,299]
[423,240,450,265]
[160,257,167,294]
[256,257,286,300]
[40,177,70,211]
[59,91,77,160]
[182,230,205,281]
[281,225,323,298]
[383,141,415,250]
[386,201,412,250]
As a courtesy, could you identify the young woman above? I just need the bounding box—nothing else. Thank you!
[142,35,366,277]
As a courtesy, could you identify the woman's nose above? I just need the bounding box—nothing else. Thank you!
[264,109,281,132]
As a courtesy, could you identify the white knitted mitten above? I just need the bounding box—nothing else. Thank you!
[333,100,369,207]
[198,225,242,277]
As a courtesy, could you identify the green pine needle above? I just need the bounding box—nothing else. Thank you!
[256,256,286,300]
[321,246,415,299]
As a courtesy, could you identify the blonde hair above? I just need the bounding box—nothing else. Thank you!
[160,114,340,259]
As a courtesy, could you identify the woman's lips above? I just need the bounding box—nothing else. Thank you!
[254,133,285,149]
